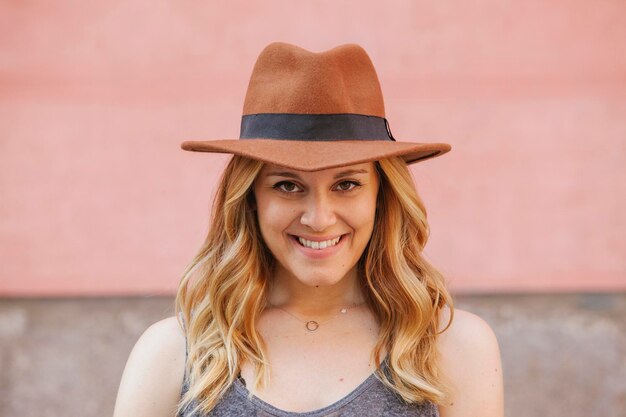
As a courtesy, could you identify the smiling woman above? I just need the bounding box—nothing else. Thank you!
[113,42,503,417]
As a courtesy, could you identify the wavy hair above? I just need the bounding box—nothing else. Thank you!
[175,155,454,415]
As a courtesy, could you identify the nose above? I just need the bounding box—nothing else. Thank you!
[300,194,337,232]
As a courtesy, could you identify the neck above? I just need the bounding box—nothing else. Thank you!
[268,267,365,317]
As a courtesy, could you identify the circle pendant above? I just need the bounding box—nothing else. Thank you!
[305,320,319,331]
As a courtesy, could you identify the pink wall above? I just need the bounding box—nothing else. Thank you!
[1,1,625,296]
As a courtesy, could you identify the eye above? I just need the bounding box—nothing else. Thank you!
[273,181,302,193]
[334,180,362,192]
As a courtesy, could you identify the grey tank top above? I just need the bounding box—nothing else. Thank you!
[178,322,439,416]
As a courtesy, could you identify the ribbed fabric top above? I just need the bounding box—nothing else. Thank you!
[179,363,439,417]
[178,315,438,416]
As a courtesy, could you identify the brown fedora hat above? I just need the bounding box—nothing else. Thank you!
[181,42,450,171]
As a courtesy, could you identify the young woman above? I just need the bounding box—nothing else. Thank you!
[114,42,503,417]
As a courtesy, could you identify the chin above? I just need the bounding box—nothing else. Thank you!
[290,268,350,287]
[299,275,342,287]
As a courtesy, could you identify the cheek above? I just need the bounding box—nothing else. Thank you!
[359,177,380,228]
[344,195,378,238]
[255,197,293,238]
[352,205,375,226]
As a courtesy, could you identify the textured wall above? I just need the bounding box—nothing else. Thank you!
[2,1,625,296]
[0,294,624,417]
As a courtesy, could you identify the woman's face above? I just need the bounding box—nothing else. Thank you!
[253,162,379,288]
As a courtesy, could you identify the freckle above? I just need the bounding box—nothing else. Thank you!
[339,378,344,382]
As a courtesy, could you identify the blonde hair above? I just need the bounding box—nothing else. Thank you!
[175,155,454,415]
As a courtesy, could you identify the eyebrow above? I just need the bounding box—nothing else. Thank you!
[265,168,369,180]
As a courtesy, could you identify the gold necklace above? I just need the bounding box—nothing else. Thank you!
[269,302,364,332]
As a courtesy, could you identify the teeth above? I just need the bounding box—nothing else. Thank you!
[297,236,341,250]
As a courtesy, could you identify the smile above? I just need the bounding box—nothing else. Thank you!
[297,236,342,250]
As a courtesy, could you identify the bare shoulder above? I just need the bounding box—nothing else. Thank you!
[437,307,500,354]
[113,316,187,417]
[437,307,504,417]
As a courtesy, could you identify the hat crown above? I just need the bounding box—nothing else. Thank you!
[181,42,451,171]
[242,42,386,117]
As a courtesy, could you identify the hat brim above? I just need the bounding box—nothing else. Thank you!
[181,139,450,172]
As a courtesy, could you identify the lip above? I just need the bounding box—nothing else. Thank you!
[288,233,348,259]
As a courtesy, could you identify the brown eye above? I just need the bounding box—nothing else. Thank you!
[335,181,361,192]
[274,181,302,193]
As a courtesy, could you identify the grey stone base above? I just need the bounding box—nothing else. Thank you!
[0,293,624,417]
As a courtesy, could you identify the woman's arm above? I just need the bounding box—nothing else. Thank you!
[437,308,504,417]
[113,316,187,417]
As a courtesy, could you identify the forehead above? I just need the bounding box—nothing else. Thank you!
[258,162,376,178]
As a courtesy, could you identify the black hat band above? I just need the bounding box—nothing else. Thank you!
[240,113,395,141]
